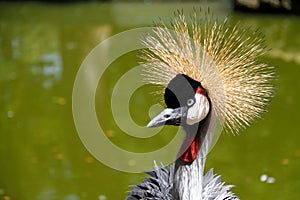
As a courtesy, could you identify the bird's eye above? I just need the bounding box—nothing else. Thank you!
[163,114,170,118]
[187,98,195,107]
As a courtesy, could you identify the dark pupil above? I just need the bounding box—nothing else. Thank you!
[187,99,194,106]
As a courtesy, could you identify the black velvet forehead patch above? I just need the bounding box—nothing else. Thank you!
[164,74,203,108]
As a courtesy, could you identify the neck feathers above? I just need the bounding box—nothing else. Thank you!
[173,110,217,200]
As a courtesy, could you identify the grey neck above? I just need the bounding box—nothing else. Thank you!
[172,110,217,200]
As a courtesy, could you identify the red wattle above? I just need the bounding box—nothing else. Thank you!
[180,136,198,163]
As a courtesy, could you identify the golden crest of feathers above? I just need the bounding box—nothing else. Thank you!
[141,10,275,134]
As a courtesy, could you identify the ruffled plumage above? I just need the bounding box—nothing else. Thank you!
[126,163,239,200]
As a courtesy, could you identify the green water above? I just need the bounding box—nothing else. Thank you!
[1,2,300,200]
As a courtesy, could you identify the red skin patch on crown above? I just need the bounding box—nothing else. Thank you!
[196,86,205,95]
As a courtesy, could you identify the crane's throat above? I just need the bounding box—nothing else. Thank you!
[180,134,199,163]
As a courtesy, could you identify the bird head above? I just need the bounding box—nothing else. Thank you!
[147,74,211,163]
[142,10,274,134]
[142,10,275,162]
[147,74,210,128]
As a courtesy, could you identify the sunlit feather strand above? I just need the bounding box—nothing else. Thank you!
[141,10,275,134]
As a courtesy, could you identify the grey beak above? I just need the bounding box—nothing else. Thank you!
[147,107,187,128]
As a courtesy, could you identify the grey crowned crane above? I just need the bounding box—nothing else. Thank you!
[126,10,275,200]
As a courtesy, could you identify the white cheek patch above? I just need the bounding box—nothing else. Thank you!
[186,93,210,125]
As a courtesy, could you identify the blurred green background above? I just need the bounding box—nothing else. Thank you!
[1,1,300,200]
